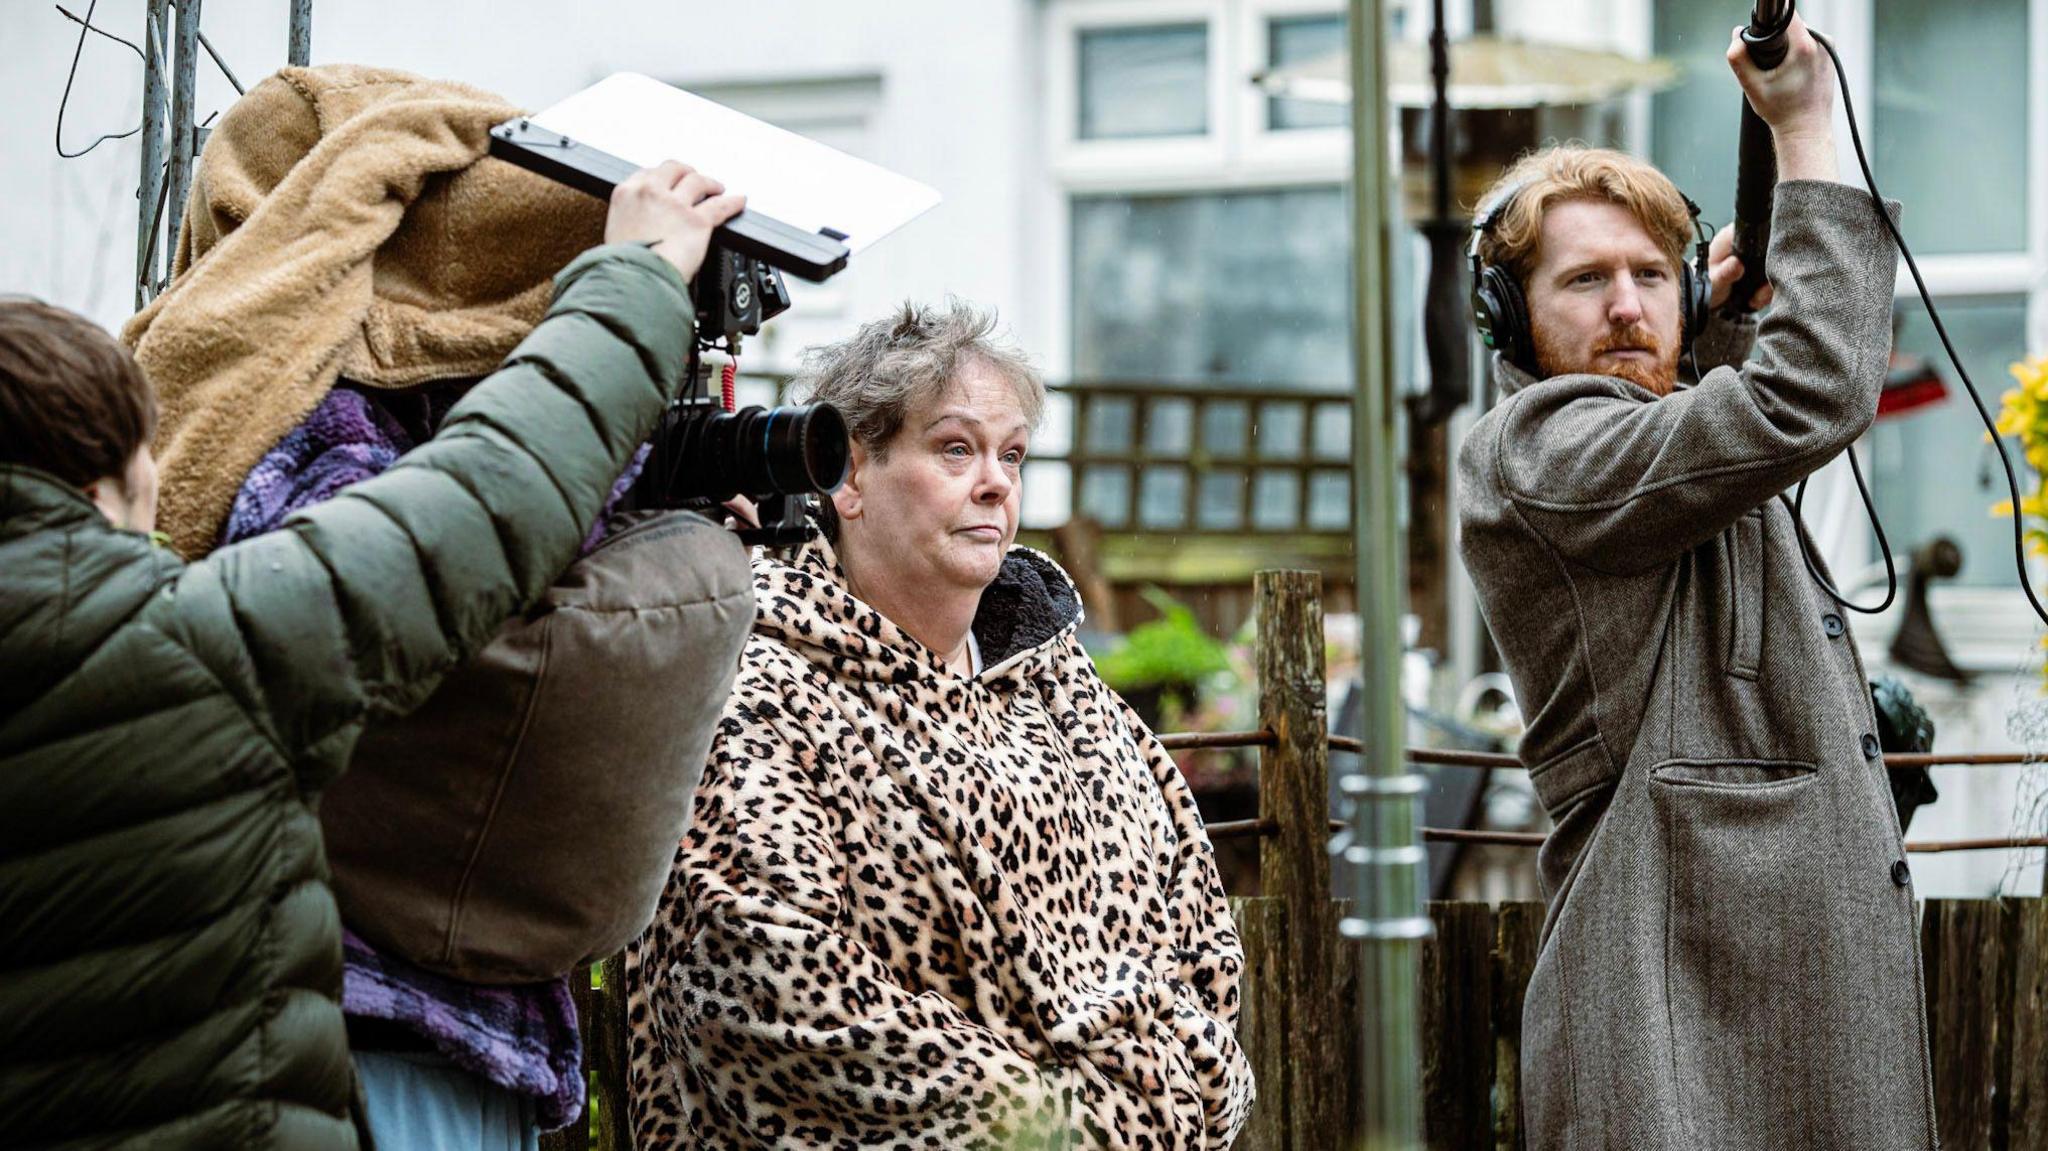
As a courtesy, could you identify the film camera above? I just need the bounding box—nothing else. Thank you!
[625,246,850,546]
[482,93,939,547]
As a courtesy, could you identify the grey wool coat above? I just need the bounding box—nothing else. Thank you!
[1457,180,1938,1150]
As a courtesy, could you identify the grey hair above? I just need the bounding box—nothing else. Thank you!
[790,299,1044,460]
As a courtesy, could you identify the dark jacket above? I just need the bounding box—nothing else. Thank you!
[0,244,693,1150]
[1457,181,1937,1150]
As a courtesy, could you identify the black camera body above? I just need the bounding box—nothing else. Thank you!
[693,248,793,350]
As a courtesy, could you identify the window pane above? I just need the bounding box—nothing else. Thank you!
[1072,188,1351,389]
[1651,0,1740,228]
[1022,460,1071,530]
[1139,467,1189,528]
[1080,465,1133,527]
[1198,469,1246,529]
[1308,469,1350,530]
[1256,401,1306,459]
[1269,14,1347,131]
[1037,390,1076,456]
[1252,470,1300,530]
[1874,0,2028,254]
[1079,24,1209,140]
[1869,296,2030,587]
[1312,401,1351,460]
[1145,397,1194,455]
[1202,400,1251,457]
[1084,395,1136,453]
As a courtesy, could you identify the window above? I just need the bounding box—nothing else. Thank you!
[1867,296,2031,587]
[1070,188,1350,389]
[1079,24,1212,139]
[1043,0,1350,535]
[1649,0,1741,223]
[1267,13,1347,130]
[1872,0,2030,256]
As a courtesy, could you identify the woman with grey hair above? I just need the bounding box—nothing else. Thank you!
[624,301,1256,1149]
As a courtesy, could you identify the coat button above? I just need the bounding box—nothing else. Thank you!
[1822,612,1845,637]
[1861,733,1882,760]
[1891,860,1912,887]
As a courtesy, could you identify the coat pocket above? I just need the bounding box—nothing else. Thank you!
[1650,757,1824,1141]
[1725,510,1765,681]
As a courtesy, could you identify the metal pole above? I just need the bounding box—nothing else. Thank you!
[165,0,201,271]
[1345,0,1427,1146]
[135,0,170,308]
[289,0,312,66]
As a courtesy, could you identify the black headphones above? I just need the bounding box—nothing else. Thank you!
[1469,179,1713,376]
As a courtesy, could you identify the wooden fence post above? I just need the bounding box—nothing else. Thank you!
[1420,901,1494,1149]
[2007,898,2048,1150]
[538,956,633,1151]
[1256,570,1344,1151]
[1491,901,1543,1151]
[1924,899,2008,1149]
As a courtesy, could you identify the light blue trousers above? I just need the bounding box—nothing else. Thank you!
[356,1051,540,1151]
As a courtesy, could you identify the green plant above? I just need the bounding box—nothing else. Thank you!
[1093,586,1233,692]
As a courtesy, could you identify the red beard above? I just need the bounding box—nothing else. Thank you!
[1535,322,1681,397]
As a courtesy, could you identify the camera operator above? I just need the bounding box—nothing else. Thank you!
[1455,16,1935,1149]
[96,65,765,1151]
[0,130,740,1151]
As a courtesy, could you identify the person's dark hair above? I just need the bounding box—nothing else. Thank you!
[0,298,158,489]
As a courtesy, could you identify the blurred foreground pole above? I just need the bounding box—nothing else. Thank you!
[1345,0,1428,1147]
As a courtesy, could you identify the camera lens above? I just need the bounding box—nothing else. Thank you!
[646,402,850,504]
[761,403,849,496]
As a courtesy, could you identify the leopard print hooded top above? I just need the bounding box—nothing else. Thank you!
[625,531,1256,1149]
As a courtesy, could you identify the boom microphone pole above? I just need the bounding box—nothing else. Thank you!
[1727,0,1795,316]
[1409,0,1469,426]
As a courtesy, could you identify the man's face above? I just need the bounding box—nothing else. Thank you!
[1524,199,1684,397]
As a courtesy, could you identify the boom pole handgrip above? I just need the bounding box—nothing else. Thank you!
[1727,0,1796,316]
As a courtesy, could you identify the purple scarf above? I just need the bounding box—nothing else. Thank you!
[223,384,645,1131]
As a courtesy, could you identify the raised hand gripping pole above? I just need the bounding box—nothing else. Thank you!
[1728,0,1796,316]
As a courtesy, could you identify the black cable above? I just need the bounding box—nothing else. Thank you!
[55,0,143,158]
[1807,29,2048,626]
[1786,451,1896,612]
[1765,29,1895,614]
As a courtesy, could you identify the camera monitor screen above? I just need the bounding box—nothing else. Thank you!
[530,73,942,258]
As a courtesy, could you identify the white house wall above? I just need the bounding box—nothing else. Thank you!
[0,0,1052,375]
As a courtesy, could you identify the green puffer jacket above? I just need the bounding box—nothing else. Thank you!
[0,244,693,1150]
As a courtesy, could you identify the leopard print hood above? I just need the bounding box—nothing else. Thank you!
[753,530,1086,683]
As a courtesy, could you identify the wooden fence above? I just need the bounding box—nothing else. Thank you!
[539,570,2048,1151]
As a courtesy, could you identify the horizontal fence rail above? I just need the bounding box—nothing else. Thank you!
[1165,729,2047,853]
[1154,728,2039,771]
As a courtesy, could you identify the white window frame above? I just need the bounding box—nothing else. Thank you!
[1048,0,1234,187]
[1037,0,1350,419]
[1235,0,1350,170]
